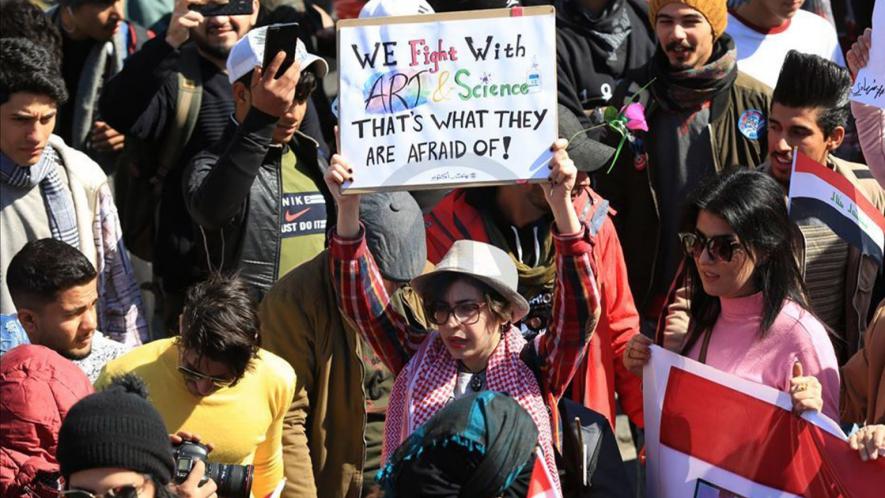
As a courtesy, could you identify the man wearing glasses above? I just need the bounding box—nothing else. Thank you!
[96,276,297,498]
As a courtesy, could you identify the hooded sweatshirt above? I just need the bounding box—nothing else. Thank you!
[556,0,656,127]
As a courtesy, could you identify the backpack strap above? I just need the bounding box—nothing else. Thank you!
[154,44,203,188]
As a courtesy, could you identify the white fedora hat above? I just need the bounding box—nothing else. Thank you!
[411,240,529,323]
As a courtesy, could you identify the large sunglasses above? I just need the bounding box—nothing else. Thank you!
[177,364,236,389]
[426,301,487,326]
[678,232,743,263]
[60,480,148,498]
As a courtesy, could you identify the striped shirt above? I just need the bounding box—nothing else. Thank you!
[800,223,848,334]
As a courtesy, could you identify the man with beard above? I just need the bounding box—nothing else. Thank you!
[99,0,260,335]
[597,0,771,329]
[556,0,656,127]
[48,0,151,172]
[5,238,129,381]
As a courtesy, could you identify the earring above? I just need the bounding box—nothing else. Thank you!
[60,7,78,35]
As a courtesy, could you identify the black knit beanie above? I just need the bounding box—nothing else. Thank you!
[57,374,175,484]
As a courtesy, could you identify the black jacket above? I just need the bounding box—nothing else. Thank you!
[99,38,329,293]
[556,0,655,127]
[183,109,334,300]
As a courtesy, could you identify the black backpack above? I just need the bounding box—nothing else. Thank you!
[114,44,203,261]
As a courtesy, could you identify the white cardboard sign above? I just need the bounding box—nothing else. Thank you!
[337,7,557,192]
[851,0,885,109]
[642,346,856,498]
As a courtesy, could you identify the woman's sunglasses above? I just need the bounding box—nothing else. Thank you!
[678,232,743,263]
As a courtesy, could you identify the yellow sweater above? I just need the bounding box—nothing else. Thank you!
[96,338,296,498]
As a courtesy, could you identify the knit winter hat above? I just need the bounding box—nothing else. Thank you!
[648,0,728,39]
[57,374,175,484]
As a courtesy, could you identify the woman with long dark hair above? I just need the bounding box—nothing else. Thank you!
[624,169,840,420]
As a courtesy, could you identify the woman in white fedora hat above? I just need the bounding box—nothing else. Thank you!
[323,139,602,494]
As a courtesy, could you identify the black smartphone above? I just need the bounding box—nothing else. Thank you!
[262,23,300,79]
[191,0,253,17]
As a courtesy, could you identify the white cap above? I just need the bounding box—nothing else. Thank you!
[226,25,329,84]
[358,0,434,18]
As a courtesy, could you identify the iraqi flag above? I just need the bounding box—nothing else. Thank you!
[643,346,885,498]
[527,448,560,498]
[787,151,885,264]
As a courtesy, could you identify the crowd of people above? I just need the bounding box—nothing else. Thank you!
[1,0,883,497]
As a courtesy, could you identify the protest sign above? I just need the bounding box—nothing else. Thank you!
[850,0,884,109]
[337,7,557,192]
[643,346,885,498]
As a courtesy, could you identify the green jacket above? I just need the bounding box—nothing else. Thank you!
[258,250,427,498]
[597,69,772,310]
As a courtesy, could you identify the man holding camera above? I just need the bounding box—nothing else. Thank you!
[58,374,217,498]
[183,25,333,299]
[96,276,297,498]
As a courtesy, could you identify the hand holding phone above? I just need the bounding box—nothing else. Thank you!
[262,23,300,79]
[166,0,206,48]
[250,48,301,117]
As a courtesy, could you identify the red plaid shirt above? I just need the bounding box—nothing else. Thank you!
[329,224,602,403]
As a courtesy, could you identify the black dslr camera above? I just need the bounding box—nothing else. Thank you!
[172,441,254,498]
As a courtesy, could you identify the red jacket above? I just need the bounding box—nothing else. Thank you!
[1,345,94,497]
[425,188,644,428]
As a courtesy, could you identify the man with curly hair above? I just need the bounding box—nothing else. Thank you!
[0,0,63,67]
[0,37,147,346]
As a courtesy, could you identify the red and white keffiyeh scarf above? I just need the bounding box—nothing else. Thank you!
[384,326,561,492]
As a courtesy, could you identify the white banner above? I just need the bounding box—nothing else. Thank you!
[337,7,557,192]
[640,346,881,498]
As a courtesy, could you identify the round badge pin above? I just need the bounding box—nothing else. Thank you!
[738,109,765,140]
[633,152,648,171]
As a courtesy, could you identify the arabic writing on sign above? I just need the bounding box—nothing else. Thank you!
[430,171,477,182]
[851,77,885,101]
[830,191,870,231]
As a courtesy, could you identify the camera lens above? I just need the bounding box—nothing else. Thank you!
[204,463,254,498]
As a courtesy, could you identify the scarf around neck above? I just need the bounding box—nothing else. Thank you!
[0,146,80,247]
[383,326,561,493]
[567,0,632,61]
[651,33,738,112]
[482,214,556,305]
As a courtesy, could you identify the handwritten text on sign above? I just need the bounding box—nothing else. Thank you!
[337,10,557,192]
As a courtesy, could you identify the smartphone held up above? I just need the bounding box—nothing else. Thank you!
[190,0,254,17]
[262,23,300,79]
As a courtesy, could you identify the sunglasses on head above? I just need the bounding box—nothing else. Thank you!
[60,480,148,498]
[678,232,743,262]
[177,364,236,389]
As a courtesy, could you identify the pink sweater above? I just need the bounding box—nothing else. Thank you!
[687,292,841,421]
[851,101,885,189]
